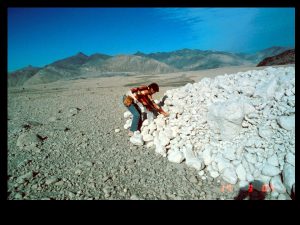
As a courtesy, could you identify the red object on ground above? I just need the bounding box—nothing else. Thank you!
[248,184,253,193]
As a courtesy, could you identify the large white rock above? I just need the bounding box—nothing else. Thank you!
[124,119,132,129]
[222,167,238,184]
[164,127,174,139]
[277,115,295,131]
[261,164,281,177]
[207,99,245,140]
[155,117,165,128]
[223,145,236,160]
[285,152,295,167]
[129,132,144,146]
[236,164,247,181]
[246,173,254,182]
[155,143,167,157]
[270,175,286,194]
[142,134,153,142]
[167,150,185,164]
[158,131,170,146]
[254,77,278,100]
[243,102,256,115]
[210,170,220,178]
[258,126,273,140]
[245,153,257,164]
[282,163,295,195]
[257,174,271,185]
[217,157,231,173]
[267,154,279,167]
[182,147,204,170]
[202,146,212,166]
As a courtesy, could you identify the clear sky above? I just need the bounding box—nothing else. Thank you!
[8,7,295,72]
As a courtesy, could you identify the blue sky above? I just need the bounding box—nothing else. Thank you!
[8,7,295,72]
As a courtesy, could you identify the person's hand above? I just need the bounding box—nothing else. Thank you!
[162,111,169,117]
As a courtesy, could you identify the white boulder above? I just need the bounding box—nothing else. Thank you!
[282,163,295,195]
[261,164,281,177]
[129,132,144,146]
[277,115,295,131]
[270,175,286,194]
[222,167,238,184]
[167,150,185,164]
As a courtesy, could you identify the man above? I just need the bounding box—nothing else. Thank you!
[123,83,169,136]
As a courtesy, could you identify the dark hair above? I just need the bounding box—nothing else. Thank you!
[148,83,159,92]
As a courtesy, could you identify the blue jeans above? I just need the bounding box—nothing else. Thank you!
[122,95,142,132]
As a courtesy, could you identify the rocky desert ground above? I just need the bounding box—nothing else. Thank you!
[7,65,294,200]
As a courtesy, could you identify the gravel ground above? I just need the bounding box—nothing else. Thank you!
[8,66,288,200]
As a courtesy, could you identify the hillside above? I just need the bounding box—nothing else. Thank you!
[95,55,178,74]
[8,66,41,87]
[23,52,91,86]
[135,49,254,70]
[244,46,292,63]
[257,49,295,67]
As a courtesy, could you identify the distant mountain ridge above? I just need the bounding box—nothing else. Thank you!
[135,48,254,70]
[8,46,293,87]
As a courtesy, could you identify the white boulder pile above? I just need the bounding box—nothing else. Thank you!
[124,66,295,199]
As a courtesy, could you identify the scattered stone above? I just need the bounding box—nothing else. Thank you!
[83,161,93,167]
[188,176,198,184]
[45,177,59,185]
[49,117,57,122]
[26,120,42,126]
[16,133,41,149]
[16,171,33,183]
[55,181,64,186]
[130,194,140,200]
[14,193,23,199]
[75,169,82,175]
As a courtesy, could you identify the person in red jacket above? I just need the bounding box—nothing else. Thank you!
[123,83,169,136]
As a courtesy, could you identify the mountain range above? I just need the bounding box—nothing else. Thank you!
[8,46,292,87]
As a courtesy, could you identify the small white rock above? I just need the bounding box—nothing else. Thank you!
[167,150,184,164]
[277,115,295,131]
[222,167,238,185]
